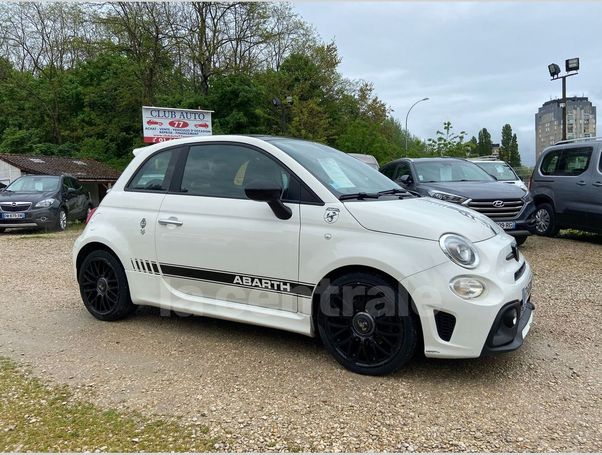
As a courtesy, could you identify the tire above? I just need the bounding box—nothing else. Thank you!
[316,272,417,376]
[55,208,67,231]
[78,250,135,321]
[534,203,558,237]
[514,235,528,246]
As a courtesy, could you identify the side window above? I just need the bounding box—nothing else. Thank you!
[381,165,394,178]
[394,162,412,180]
[179,144,297,201]
[128,149,176,192]
[540,150,561,175]
[557,147,592,176]
[71,178,83,191]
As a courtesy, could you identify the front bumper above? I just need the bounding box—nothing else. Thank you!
[0,207,59,229]
[401,233,534,359]
[481,300,534,355]
[491,200,537,238]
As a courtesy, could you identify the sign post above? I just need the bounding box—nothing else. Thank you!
[142,106,213,144]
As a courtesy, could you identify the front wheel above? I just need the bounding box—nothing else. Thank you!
[78,250,135,321]
[317,272,417,376]
[534,203,558,236]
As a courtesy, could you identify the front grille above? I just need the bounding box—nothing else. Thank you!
[0,202,32,212]
[434,311,456,342]
[467,199,524,220]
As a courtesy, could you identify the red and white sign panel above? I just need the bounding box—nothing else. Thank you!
[142,106,213,144]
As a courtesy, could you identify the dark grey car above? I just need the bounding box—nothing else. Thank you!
[0,174,91,232]
[530,139,602,235]
[381,157,536,245]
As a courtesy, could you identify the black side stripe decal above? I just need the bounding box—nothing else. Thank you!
[159,264,315,298]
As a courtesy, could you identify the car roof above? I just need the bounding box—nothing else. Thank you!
[384,157,467,166]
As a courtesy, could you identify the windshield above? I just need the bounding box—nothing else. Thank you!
[5,176,60,193]
[413,160,494,183]
[475,162,518,181]
[268,138,399,197]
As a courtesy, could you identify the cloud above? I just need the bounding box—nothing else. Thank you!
[295,1,602,166]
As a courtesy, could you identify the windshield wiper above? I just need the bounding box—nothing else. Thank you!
[339,192,380,201]
[377,188,408,196]
[339,189,411,201]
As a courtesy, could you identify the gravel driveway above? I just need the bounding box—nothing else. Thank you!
[0,229,600,452]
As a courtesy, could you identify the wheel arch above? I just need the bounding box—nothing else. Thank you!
[76,241,123,279]
[309,264,422,338]
[532,193,555,210]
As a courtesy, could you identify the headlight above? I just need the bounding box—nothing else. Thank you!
[35,198,57,208]
[439,233,479,269]
[522,191,533,203]
[450,277,485,299]
[428,190,468,204]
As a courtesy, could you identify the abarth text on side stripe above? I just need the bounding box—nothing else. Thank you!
[73,135,534,375]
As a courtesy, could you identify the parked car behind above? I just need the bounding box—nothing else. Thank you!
[530,138,602,235]
[348,153,379,170]
[0,174,92,233]
[470,159,528,191]
[380,157,536,245]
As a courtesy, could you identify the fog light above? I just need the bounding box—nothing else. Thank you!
[450,277,485,299]
[502,308,518,328]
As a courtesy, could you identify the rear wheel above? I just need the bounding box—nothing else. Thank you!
[55,208,67,231]
[78,250,135,321]
[79,205,93,222]
[317,272,417,376]
[534,203,558,236]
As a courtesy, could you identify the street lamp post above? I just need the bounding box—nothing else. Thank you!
[405,97,429,155]
[548,58,579,141]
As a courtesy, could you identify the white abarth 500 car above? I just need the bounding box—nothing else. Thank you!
[73,135,534,375]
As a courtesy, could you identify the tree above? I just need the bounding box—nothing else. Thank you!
[500,124,513,161]
[476,128,493,156]
[508,133,521,167]
[427,121,471,157]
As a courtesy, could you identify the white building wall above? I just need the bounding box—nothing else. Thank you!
[0,160,22,186]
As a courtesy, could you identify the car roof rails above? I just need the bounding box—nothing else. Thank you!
[554,136,602,145]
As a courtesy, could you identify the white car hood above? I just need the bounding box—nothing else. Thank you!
[344,197,498,242]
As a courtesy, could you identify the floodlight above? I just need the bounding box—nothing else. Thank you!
[566,58,579,72]
[548,63,561,78]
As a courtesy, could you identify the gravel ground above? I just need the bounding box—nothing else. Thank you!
[0,228,601,452]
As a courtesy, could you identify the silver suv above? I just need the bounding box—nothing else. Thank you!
[530,138,602,235]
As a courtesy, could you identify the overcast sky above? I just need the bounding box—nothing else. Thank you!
[294,1,602,165]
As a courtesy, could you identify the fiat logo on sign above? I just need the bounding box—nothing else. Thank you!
[492,200,505,208]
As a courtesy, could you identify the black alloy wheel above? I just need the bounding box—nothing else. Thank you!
[78,250,135,321]
[317,272,417,375]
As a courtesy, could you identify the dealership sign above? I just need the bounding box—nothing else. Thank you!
[142,106,213,143]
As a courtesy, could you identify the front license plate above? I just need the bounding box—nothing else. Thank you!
[2,212,25,219]
[496,221,516,230]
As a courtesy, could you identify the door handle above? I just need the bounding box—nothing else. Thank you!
[576,180,586,186]
[593,181,602,187]
[158,218,183,226]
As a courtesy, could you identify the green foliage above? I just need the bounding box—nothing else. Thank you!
[476,128,493,156]
[0,3,431,171]
[427,121,473,157]
[508,133,521,167]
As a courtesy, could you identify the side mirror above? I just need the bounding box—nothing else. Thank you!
[397,174,413,185]
[245,181,292,220]
[67,187,77,194]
